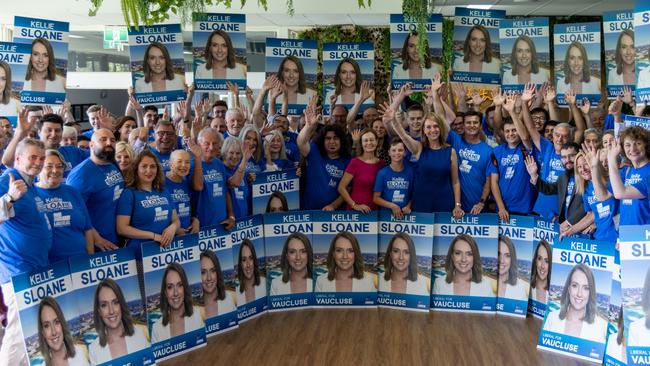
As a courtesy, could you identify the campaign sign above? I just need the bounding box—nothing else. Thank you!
[499,17,551,92]
[604,250,626,366]
[377,211,433,312]
[192,13,246,91]
[12,261,85,366]
[230,215,267,322]
[13,16,68,105]
[265,38,318,116]
[635,2,650,103]
[625,114,650,130]
[497,215,534,318]
[451,7,505,86]
[620,225,650,366]
[389,13,443,90]
[529,218,559,319]
[604,10,635,99]
[0,42,30,126]
[312,211,378,308]
[69,248,154,366]
[431,213,499,313]
[251,168,299,214]
[128,24,186,105]
[264,211,314,311]
[553,22,603,106]
[197,224,238,335]
[323,42,374,115]
[537,237,615,363]
[141,235,206,361]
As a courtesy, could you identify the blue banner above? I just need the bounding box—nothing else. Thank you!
[635,2,650,103]
[497,215,534,317]
[499,18,550,92]
[0,42,30,125]
[529,218,559,319]
[625,114,650,130]
[251,169,300,214]
[604,10,635,99]
[323,42,374,115]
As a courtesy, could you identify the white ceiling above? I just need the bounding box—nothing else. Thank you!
[1,0,637,31]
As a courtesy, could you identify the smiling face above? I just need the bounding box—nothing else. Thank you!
[515,39,532,68]
[40,305,64,352]
[463,115,481,137]
[407,34,420,63]
[98,286,122,330]
[535,245,549,282]
[39,154,64,187]
[155,125,175,153]
[452,239,474,276]
[137,156,158,185]
[240,245,255,281]
[469,28,487,58]
[371,120,385,139]
[333,237,355,272]
[498,241,511,277]
[200,131,221,161]
[170,150,190,177]
[287,238,307,273]
[576,155,592,181]
[390,237,410,273]
[568,46,584,78]
[568,269,590,312]
[244,130,258,153]
[119,120,136,141]
[209,33,228,63]
[147,46,166,76]
[423,118,440,143]
[200,257,217,295]
[165,269,185,311]
[623,136,647,163]
[16,144,45,177]
[388,142,405,163]
[503,122,521,146]
[338,61,357,89]
[324,131,341,155]
[115,151,131,172]
[619,33,635,66]
[31,42,49,73]
[40,122,62,149]
[281,59,299,88]
[0,66,6,92]
[223,144,242,169]
[360,131,377,155]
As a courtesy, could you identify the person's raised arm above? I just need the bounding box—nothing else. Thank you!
[520,83,541,150]
[503,92,533,150]
[2,108,34,168]
[188,137,204,192]
[492,88,504,132]
[297,102,319,157]
[227,143,253,188]
[566,89,586,143]
[252,76,278,128]
[226,81,241,109]
[544,85,560,122]
[579,97,593,129]
[583,143,611,202]
[390,82,416,114]
[267,83,282,117]
[452,82,468,113]
[525,154,558,194]
[385,106,421,157]
[346,81,374,125]
[427,72,453,129]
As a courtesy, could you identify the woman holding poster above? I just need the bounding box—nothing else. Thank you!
[151,263,204,343]
[496,235,528,299]
[379,233,428,295]
[315,232,375,292]
[201,250,236,318]
[530,240,552,303]
[556,42,600,95]
[270,232,313,295]
[543,264,607,342]
[89,279,149,365]
[433,234,493,296]
[276,55,316,105]
[23,38,66,93]
[628,267,650,347]
[195,30,246,80]
[502,36,547,85]
[237,239,266,304]
[452,25,500,74]
[134,42,185,93]
[393,31,439,80]
[38,296,89,366]
[0,61,19,117]
[607,29,635,86]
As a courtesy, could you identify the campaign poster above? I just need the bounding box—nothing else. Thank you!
[312,211,378,308]
[230,215,267,322]
[128,24,186,105]
[529,218,559,319]
[450,7,505,86]
[604,250,626,366]
[497,215,534,318]
[604,10,635,99]
[251,168,300,214]
[12,261,87,366]
[553,22,602,106]
[69,249,154,366]
[389,13,443,91]
[620,225,650,366]
[499,17,551,93]
[0,42,30,126]
[264,211,314,311]
[431,213,499,313]
[625,113,650,130]
[265,38,318,116]
[377,211,433,312]
[142,235,206,361]
[197,224,238,335]
[537,238,615,363]
[323,42,374,115]
[13,16,68,105]
[192,13,246,91]
[635,2,650,103]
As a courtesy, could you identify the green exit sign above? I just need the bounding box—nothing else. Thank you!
[103,27,128,49]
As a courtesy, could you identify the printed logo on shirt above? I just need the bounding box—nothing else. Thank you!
[212,182,223,197]
[458,148,481,162]
[204,169,223,183]
[140,195,169,208]
[325,163,344,179]
[545,170,559,183]
[178,202,190,217]
[549,157,564,171]
[500,153,520,167]
[35,196,47,213]
[505,166,515,180]
[171,188,190,203]
[625,173,642,185]
[52,212,71,227]
[460,159,472,174]
[43,197,73,211]
[565,181,575,208]
[113,185,123,201]
[234,187,244,200]
[596,202,611,219]
[105,170,124,186]
[154,207,169,222]
[586,194,597,206]
[386,177,409,190]
[391,190,406,204]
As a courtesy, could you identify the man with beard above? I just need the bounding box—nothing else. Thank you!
[0,117,13,141]
[67,128,123,250]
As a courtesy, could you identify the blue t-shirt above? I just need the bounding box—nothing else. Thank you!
[245,157,263,175]
[302,142,350,210]
[620,164,650,225]
[66,159,124,244]
[487,143,535,214]
[164,176,193,230]
[58,145,89,177]
[82,130,94,139]
[262,159,292,172]
[150,147,172,172]
[533,138,564,219]
[225,165,250,218]
[195,158,228,226]
[0,169,52,283]
[117,187,174,251]
[373,164,414,209]
[448,131,493,211]
[36,184,92,263]
[583,182,619,242]
[284,132,300,163]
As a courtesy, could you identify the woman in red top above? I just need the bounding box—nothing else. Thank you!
[338,128,385,212]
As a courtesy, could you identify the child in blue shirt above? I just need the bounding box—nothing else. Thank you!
[373,138,413,218]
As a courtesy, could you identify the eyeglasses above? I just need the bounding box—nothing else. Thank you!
[156,131,175,137]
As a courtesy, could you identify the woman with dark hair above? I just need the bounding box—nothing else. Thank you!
[379,233,428,295]
[88,279,149,364]
[23,38,66,93]
[433,234,493,296]
[201,250,236,318]
[114,116,137,143]
[237,239,267,305]
[270,232,313,295]
[502,35,547,85]
[38,296,89,366]
[530,240,552,303]
[0,60,19,118]
[265,191,289,213]
[628,266,650,347]
[393,31,439,80]
[452,25,500,74]
[276,55,315,105]
[315,232,374,292]
[195,30,246,80]
[607,29,635,86]
[326,58,367,106]
[543,264,607,342]
[134,42,185,93]
[556,42,600,95]
[497,235,528,299]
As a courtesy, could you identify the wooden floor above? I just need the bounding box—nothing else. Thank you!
[161,308,594,366]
